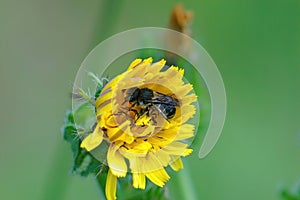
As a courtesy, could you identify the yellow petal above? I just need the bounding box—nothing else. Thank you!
[165,66,184,80]
[145,168,170,187]
[170,157,183,171]
[152,127,178,142]
[182,148,193,156]
[96,88,112,108]
[105,169,117,200]
[148,125,178,146]
[169,65,184,75]
[132,173,146,189]
[106,121,134,143]
[176,83,194,99]
[106,114,118,127]
[123,67,146,85]
[128,152,163,174]
[147,59,166,74]
[181,93,197,105]
[134,114,151,126]
[95,76,118,108]
[127,58,142,70]
[174,124,195,141]
[126,141,152,156]
[180,104,196,124]
[96,75,122,110]
[128,157,143,173]
[80,124,103,151]
[143,152,164,173]
[162,141,188,156]
[107,144,127,177]
[122,57,152,80]
[153,150,171,167]
[142,57,153,64]
[96,104,111,121]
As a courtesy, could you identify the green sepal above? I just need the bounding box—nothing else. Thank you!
[116,175,169,200]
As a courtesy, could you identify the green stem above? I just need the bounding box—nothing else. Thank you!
[95,173,107,199]
[177,166,198,200]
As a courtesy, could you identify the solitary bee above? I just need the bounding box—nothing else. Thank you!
[124,87,179,121]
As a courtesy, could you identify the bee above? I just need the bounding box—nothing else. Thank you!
[124,87,179,122]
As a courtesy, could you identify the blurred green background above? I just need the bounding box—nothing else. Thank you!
[1,0,300,199]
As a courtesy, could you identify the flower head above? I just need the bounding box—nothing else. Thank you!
[81,58,197,200]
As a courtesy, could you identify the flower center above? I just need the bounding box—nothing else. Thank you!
[111,86,178,138]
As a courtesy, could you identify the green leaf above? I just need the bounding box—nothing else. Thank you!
[62,110,102,177]
[116,175,170,200]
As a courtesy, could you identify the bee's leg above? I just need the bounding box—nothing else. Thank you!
[135,108,149,122]
[128,108,140,122]
[121,102,138,117]
[149,107,157,125]
[151,116,157,125]
[130,108,139,115]
[112,111,135,126]
[134,109,143,122]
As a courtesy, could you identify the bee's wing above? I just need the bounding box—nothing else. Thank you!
[148,92,178,106]
[152,104,168,120]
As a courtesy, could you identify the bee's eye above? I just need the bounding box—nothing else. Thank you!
[128,88,140,102]
[166,106,176,118]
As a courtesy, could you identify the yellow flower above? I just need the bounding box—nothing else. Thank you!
[81,58,197,200]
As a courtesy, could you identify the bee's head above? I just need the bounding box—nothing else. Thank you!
[139,88,154,100]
